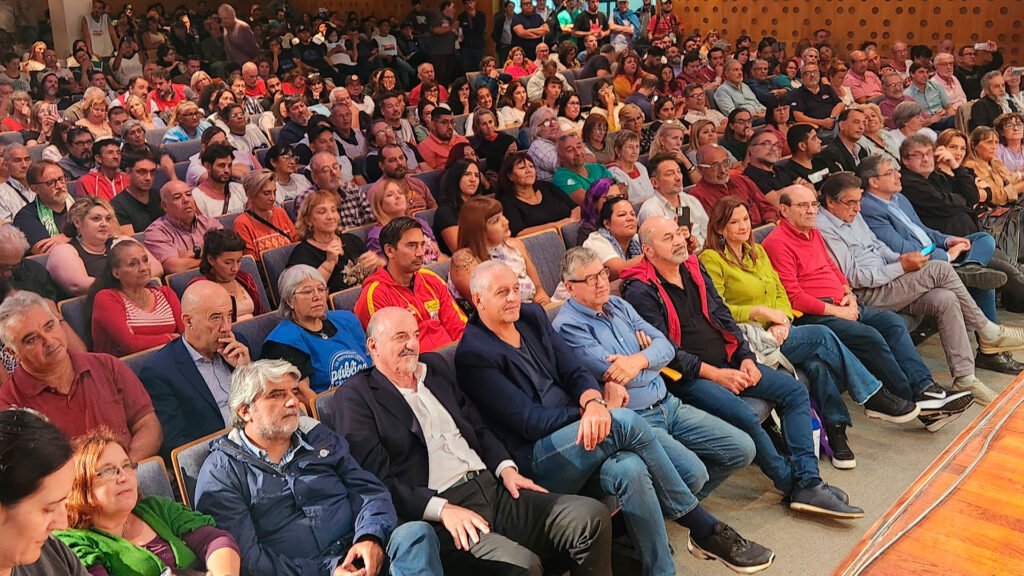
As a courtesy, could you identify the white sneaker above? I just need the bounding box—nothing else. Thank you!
[951,375,996,405]
[978,326,1024,354]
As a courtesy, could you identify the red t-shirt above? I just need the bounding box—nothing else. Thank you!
[148,84,188,112]
[0,351,156,446]
[244,77,268,98]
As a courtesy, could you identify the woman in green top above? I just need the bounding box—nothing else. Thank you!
[56,429,241,576]
[698,196,893,471]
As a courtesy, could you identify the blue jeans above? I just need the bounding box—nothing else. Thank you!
[669,363,820,496]
[958,231,998,322]
[796,305,932,401]
[530,409,699,576]
[386,521,443,576]
[781,324,883,427]
[636,394,755,499]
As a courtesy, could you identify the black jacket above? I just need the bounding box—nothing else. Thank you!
[900,168,981,237]
[969,96,1021,132]
[814,138,868,175]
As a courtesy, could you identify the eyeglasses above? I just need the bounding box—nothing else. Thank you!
[1004,122,1024,129]
[567,267,611,287]
[788,201,820,210]
[32,175,67,187]
[733,118,753,125]
[752,141,782,149]
[541,118,557,127]
[179,111,200,117]
[95,462,139,481]
[836,198,861,208]
[698,161,731,171]
[227,112,246,119]
[294,286,328,298]
[905,152,930,161]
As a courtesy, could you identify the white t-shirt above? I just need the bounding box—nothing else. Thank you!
[275,173,312,205]
[608,163,656,204]
[582,230,639,264]
[325,41,354,66]
[637,191,708,248]
[191,182,247,217]
[227,125,271,155]
[113,53,143,87]
[85,13,114,58]
[372,34,399,57]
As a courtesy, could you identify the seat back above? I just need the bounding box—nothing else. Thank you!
[345,223,375,243]
[0,132,23,145]
[232,312,283,360]
[330,286,363,311]
[238,256,272,312]
[416,208,437,228]
[426,260,450,279]
[414,169,444,198]
[58,296,90,344]
[575,77,601,108]
[283,199,297,222]
[559,220,583,250]
[752,222,777,243]
[260,243,298,305]
[436,342,457,372]
[544,302,563,323]
[26,144,46,161]
[136,456,175,499]
[122,345,163,376]
[170,428,227,508]
[955,99,975,135]
[519,229,565,295]
[145,127,169,148]
[166,268,203,300]
[561,69,577,93]
[162,140,201,163]
[217,212,240,229]
[453,114,469,136]
[312,387,339,424]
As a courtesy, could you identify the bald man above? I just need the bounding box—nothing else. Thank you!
[143,180,223,273]
[139,280,251,457]
[241,61,267,98]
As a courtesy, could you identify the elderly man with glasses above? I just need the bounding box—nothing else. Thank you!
[689,144,779,227]
[14,160,75,254]
[790,63,845,131]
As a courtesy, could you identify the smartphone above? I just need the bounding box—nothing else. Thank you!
[676,206,691,229]
[974,42,993,51]
[1013,67,1024,77]
[807,167,829,184]
[921,243,935,256]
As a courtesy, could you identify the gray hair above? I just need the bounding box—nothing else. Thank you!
[899,133,935,160]
[981,70,1003,93]
[855,154,894,186]
[217,3,236,16]
[0,291,54,348]
[560,247,600,283]
[276,265,326,320]
[801,47,819,60]
[3,144,26,161]
[752,58,769,68]
[469,260,514,297]
[0,224,30,256]
[227,359,301,429]
[891,101,923,129]
[527,106,557,141]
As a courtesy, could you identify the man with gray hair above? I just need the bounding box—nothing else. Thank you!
[553,247,773,572]
[140,280,250,458]
[195,358,444,576]
[218,3,262,65]
[931,52,967,111]
[552,136,613,204]
[0,223,59,301]
[526,107,562,181]
[0,290,162,458]
[969,71,1021,131]
[143,180,223,273]
[690,144,779,226]
[0,143,33,222]
[790,63,844,130]
[334,307,616,575]
[305,151,375,229]
[714,59,765,119]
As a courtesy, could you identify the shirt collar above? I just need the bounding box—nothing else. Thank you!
[238,426,313,466]
[817,207,849,228]
[181,335,218,364]
[565,296,614,320]
[14,351,90,398]
[394,362,428,396]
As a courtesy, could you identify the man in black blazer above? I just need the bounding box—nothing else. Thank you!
[968,71,1022,132]
[330,307,612,576]
[139,281,250,459]
[814,108,869,175]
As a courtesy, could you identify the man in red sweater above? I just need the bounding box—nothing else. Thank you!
[762,184,964,430]
[355,217,466,352]
[690,145,779,227]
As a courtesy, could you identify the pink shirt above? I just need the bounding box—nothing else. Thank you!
[417,133,470,170]
[843,70,883,102]
[933,73,968,110]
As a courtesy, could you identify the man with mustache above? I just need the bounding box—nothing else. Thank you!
[195,358,444,575]
[355,217,467,352]
[0,290,163,460]
[331,307,614,575]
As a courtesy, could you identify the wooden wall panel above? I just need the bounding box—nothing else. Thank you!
[678,0,1022,63]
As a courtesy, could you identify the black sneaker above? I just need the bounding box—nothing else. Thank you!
[687,522,775,574]
[824,424,856,470]
[863,388,921,423]
[956,264,1007,290]
[918,410,967,432]
[916,388,974,414]
[789,482,865,519]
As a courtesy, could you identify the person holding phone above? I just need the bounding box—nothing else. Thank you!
[955,41,1003,101]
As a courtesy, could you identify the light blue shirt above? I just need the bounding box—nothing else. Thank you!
[238,427,314,470]
[553,296,675,410]
[161,120,212,143]
[904,80,949,114]
[182,337,233,424]
[816,209,905,289]
[714,81,766,116]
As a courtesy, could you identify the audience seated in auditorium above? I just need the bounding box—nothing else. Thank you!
[191,144,247,218]
[970,72,1022,132]
[527,106,563,182]
[790,63,845,131]
[955,42,1003,101]
[111,153,165,234]
[682,83,727,133]
[551,136,613,205]
[844,50,883,103]
[741,129,794,205]
[288,188,376,293]
[715,59,766,119]
[0,224,60,301]
[231,169,298,265]
[262,265,369,398]
[140,280,250,457]
[72,139,128,202]
[903,63,955,132]
[763,96,794,157]
[433,158,484,254]
[776,124,828,186]
[931,52,967,112]
[993,113,1024,176]
[620,215,863,517]
[638,153,708,241]
[143,180,223,274]
[856,103,901,162]
[274,96,312,149]
[194,359,442,575]
[0,290,162,459]
[0,144,33,222]
[193,230,266,322]
[161,101,211,144]
[718,109,755,163]
[335,306,616,575]
[606,131,654,203]
[822,169,1021,411]
[56,427,243,576]
[357,217,467,351]
[365,177,441,263]
[376,143,436,213]
[264,144,312,204]
[16,160,75,254]
[963,126,1024,207]
[496,151,577,237]
[417,106,469,170]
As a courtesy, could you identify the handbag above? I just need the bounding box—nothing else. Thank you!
[978,202,1024,262]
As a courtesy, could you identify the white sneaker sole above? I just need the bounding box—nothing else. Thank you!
[831,456,857,470]
[788,501,866,519]
[865,403,921,423]
[687,537,775,574]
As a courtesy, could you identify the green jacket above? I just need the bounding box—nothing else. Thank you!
[55,496,216,576]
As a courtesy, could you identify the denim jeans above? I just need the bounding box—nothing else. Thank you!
[780,324,883,427]
[531,409,699,576]
[959,231,998,321]
[669,363,820,496]
[636,394,755,499]
[796,305,932,401]
[386,521,443,576]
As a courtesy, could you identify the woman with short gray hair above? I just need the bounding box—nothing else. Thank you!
[262,265,371,397]
[526,106,562,181]
[888,101,937,148]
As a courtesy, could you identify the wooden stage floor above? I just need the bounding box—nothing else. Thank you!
[832,373,1024,576]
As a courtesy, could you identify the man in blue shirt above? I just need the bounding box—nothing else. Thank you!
[553,247,757,498]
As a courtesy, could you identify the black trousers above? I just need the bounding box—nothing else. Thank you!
[435,470,613,576]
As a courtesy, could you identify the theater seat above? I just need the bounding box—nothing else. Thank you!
[741,397,774,423]
[162,140,202,163]
[414,169,444,198]
[171,428,227,508]
[136,456,175,499]
[232,312,283,360]
[752,222,776,243]
[329,286,363,311]
[122,345,163,374]
[312,387,339,423]
[575,77,600,108]
[57,296,89,344]
[558,220,582,250]
[519,229,565,295]
[260,243,299,305]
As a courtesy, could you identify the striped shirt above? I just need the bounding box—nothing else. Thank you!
[122,286,176,332]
